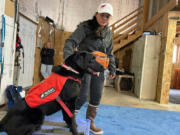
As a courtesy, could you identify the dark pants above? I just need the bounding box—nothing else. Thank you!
[75,72,105,110]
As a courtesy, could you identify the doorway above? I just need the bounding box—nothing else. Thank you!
[15,15,37,88]
[169,21,180,104]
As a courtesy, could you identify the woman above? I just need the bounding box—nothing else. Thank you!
[63,3,116,134]
[40,42,55,79]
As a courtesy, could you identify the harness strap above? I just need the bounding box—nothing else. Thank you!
[56,96,73,118]
[67,76,81,85]
[61,63,79,74]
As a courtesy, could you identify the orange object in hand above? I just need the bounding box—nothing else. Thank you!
[92,51,109,69]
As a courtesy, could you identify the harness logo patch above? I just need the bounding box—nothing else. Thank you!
[40,87,56,99]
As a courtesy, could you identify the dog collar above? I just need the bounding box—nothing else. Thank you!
[61,64,79,74]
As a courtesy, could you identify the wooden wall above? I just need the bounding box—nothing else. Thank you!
[33,17,72,85]
[114,45,133,71]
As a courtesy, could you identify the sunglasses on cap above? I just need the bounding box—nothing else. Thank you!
[99,13,111,19]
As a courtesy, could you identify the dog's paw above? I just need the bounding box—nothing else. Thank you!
[78,132,85,135]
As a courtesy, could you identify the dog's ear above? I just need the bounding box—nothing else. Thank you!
[64,52,86,69]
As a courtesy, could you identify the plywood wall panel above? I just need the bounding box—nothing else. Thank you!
[33,17,72,85]
[156,37,167,101]
[5,0,14,18]
[156,20,176,104]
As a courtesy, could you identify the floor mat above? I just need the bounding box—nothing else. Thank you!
[1,104,180,135]
[76,104,180,135]
[169,89,180,104]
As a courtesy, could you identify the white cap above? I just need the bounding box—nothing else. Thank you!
[97,3,113,16]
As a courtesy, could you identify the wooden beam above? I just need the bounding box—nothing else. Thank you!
[113,11,143,32]
[144,0,178,30]
[174,37,180,45]
[110,6,143,27]
[143,0,150,23]
[114,17,143,38]
[156,15,177,104]
[19,12,38,25]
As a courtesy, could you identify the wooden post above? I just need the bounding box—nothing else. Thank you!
[156,11,178,104]
[143,0,150,24]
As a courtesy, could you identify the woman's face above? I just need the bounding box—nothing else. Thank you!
[46,42,51,48]
[95,13,112,27]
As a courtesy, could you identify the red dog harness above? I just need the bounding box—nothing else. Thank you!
[25,73,80,118]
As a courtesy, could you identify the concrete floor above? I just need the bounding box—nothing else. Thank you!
[101,87,180,112]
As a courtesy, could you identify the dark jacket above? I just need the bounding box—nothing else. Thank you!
[63,17,116,75]
[41,48,54,65]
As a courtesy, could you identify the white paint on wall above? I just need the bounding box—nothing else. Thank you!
[0,0,5,14]
[19,0,38,22]
[0,1,5,14]
[0,15,16,105]
[19,0,139,32]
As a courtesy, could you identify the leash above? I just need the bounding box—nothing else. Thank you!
[56,96,73,118]
[61,63,79,74]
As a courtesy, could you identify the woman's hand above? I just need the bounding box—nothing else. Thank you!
[74,48,78,51]
[109,74,115,79]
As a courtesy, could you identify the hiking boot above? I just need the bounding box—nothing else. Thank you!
[86,104,103,134]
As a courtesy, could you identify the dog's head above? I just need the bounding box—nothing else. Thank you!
[65,51,106,75]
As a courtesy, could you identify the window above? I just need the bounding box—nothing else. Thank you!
[172,45,177,63]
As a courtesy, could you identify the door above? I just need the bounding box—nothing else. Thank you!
[17,15,36,88]
[173,68,180,89]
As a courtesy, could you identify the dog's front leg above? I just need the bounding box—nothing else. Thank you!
[62,109,79,135]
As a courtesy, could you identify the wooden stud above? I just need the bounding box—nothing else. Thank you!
[156,12,177,104]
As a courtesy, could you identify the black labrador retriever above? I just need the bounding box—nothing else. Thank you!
[0,51,105,135]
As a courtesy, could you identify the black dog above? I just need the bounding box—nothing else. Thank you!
[0,51,105,135]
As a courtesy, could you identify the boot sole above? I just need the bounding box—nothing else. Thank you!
[90,129,104,134]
